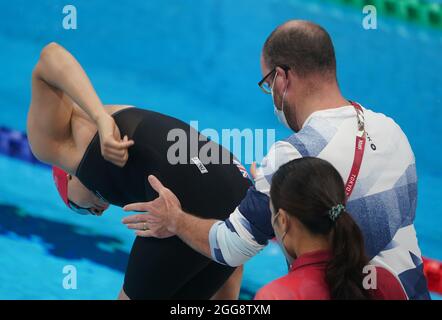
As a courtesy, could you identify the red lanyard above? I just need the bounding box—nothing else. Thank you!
[344,102,366,199]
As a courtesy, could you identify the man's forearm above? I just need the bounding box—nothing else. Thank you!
[173,211,217,259]
[36,42,106,122]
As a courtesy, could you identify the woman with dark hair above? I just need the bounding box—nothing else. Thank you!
[255,157,407,300]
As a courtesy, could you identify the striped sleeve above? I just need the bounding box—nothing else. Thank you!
[254,140,303,195]
[208,141,302,266]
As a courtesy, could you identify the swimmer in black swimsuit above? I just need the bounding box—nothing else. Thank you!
[27,43,251,299]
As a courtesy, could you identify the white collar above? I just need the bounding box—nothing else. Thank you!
[301,105,356,130]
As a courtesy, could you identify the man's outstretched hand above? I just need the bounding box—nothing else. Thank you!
[122,175,183,238]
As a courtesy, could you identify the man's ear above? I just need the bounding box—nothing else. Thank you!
[279,209,290,230]
[275,67,292,94]
[275,66,288,82]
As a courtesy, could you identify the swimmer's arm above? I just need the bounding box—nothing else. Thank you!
[28,42,108,166]
[28,42,133,168]
[28,44,77,166]
[33,42,107,123]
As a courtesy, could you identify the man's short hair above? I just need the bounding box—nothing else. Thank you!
[263,21,337,79]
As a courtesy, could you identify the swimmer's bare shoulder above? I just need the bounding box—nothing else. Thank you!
[66,104,135,171]
[27,42,135,174]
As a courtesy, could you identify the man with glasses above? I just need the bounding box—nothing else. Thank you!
[125,20,430,300]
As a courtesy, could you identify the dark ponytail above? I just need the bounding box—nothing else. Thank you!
[270,157,372,300]
[326,211,371,299]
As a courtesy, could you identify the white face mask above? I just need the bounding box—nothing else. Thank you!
[271,209,295,267]
[271,72,290,129]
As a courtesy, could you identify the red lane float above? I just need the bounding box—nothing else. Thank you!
[423,256,442,295]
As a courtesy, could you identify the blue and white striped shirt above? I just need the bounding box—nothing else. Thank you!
[209,104,429,300]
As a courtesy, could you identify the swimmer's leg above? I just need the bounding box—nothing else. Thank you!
[171,260,237,299]
[211,265,243,300]
[123,236,211,299]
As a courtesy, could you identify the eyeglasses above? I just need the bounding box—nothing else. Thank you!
[258,65,290,94]
[68,200,98,216]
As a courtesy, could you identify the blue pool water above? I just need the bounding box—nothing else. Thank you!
[0,0,441,299]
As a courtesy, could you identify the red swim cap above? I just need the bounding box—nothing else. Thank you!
[52,166,71,208]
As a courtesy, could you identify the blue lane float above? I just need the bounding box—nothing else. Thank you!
[0,127,48,167]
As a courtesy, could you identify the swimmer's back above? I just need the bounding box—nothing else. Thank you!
[76,107,252,220]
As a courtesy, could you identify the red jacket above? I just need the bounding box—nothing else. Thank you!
[255,250,407,300]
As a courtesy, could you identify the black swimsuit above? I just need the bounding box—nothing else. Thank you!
[76,107,252,299]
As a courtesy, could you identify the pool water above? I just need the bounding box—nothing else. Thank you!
[0,0,441,299]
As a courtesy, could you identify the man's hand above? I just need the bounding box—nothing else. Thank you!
[123,175,183,238]
[121,211,174,238]
[96,114,134,167]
